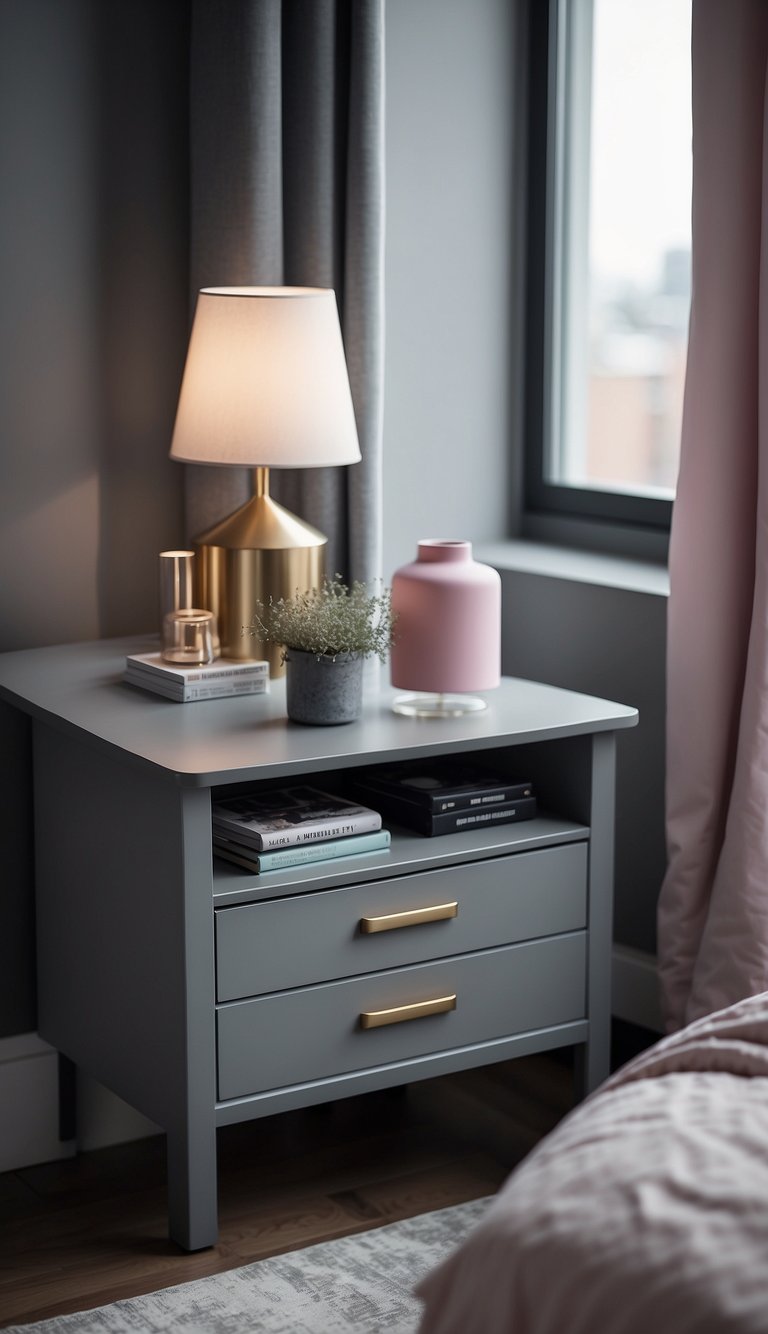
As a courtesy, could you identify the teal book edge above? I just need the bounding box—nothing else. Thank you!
[215,828,391,873]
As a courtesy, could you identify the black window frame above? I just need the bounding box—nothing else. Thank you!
[522,0,675,553]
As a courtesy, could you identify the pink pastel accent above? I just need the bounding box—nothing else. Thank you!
[417,991,768,1334]
[390,540,501,693]
[657,1,768,1032]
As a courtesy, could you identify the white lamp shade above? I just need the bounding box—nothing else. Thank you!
[169,287,362,468]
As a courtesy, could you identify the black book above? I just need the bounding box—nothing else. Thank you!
[351,784,538,837]
[352,760,533,815]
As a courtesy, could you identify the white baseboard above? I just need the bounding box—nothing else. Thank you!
[611,945,663,1033]
[0,1032,75,1173]
[0,1033,159,1173]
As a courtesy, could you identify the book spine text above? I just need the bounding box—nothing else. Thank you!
[125,673,268,702]
[259,812,382,850]
[256,830,391,870]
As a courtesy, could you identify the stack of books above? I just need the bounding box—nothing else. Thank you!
[212,785,390,873]
[351,760,537,836]
[124,653,269,703]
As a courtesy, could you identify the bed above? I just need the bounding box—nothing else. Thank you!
[417,993,768,1333]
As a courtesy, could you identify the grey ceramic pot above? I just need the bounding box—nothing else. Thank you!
[284,649,364,725]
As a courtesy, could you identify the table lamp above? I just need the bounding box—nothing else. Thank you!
[170,287,361,675]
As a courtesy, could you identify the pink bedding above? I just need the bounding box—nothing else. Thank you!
[417,994,768,1333]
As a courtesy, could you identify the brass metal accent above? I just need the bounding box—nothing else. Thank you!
[359,902,459,934]
[359,993,457,1030]
[194,466,326,675]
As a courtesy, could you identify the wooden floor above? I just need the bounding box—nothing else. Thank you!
[0,1053,575,1330]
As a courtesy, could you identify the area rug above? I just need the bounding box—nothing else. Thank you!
[8,1197,490,1334]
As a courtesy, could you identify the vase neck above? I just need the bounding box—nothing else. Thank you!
[417,540,472,564]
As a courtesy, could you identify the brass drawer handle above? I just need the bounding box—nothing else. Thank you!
[360,993,457,1030]
[359,901,458,934]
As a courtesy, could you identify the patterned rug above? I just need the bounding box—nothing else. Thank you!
[8,1197,489,1333]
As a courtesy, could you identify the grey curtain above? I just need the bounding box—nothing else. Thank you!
[184,0,384,584]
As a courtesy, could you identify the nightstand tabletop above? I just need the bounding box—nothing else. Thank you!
[0,635,638,787]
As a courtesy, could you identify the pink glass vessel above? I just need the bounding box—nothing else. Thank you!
[390,540,501,715]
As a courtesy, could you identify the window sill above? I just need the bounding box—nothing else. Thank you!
[475,539,670,599]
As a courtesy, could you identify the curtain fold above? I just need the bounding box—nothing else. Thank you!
[657,0,768,1030]
[184,0,384,584]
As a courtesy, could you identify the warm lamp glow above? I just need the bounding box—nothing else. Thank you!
[169,287,361,468]
[168,285,360,673]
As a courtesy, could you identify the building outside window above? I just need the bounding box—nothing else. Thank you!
[525,0,692,544]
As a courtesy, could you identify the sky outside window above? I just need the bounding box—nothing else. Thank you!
[560,0,692,499]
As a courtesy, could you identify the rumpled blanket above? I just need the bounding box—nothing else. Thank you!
[417,993,768,1333]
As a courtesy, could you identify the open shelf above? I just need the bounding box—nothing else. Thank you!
[211,810,590,906]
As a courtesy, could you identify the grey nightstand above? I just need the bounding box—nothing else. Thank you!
[0,637,637,1250]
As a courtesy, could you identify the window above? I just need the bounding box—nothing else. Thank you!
[524,0,692,544]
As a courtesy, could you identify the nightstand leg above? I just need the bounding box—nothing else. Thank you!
[578,731,616,1099]
[574,1034,610,1100]
[57,1054,77,1141]
[167,1124,218,1251]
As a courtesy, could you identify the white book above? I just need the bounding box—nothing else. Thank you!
[126,665,268,693]
[124,669,268,703]
[212,785,382,851]
[126,652,269,684]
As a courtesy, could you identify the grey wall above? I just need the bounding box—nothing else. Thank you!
[383,0,520,579]
[0,0,190,1038]
[501,573,667,954]
[383,0,667,958]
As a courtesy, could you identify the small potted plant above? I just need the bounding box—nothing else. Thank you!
[248,575,396,725]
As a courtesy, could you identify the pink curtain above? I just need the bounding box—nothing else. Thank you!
[658,0,768,1031]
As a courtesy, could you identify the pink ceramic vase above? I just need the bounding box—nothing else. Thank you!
[390,540,501,693]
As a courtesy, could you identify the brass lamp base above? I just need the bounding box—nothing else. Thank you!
[194,468,326,677]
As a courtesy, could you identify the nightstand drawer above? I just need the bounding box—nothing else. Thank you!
[215,841,588,1001]
[216,931,586,1100]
